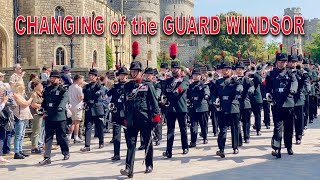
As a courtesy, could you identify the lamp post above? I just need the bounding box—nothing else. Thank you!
[64,36,79,68]
[114,37,121,69]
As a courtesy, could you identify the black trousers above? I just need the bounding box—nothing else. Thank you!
[252,103,262,132]
[84,115,104,147]
[263,100,271,126]
[303,95,310,127]
[190,111,209,143]
[125,122,153,174]
[44,120,69,159]
[113,120,128,156]
[294,106,304,141]
[210,105,219,135]
[309,95,318,120]
[166,112,188,153]
[271,107,294,150]
[217,113,240,150]
[241,109,251,140]
[154,111,164,141]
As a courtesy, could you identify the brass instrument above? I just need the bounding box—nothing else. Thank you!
[108,103,117,112]
[159,95,170,107]
[296,63,303,70]
[213,98,221,111]
[248,64,256,74]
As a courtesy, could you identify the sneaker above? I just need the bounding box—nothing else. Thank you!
[19,151,30,157]
[14,153,25,159]
[39,158,51,166]
[80,147,90,152]
[31,148,42,154]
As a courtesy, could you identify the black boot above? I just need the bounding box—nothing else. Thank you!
[145,166,153,174]
[163,151,172,158]
[120,169,133,178]
[233,148,239,154]
[287,148,294,155]
[216,149,225,158]
[271,149,281,158]
[111,155,121,161]
[188,142,196,148]
[14,153,25,159]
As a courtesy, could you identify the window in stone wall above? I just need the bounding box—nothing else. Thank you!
[93,50,97,66]
[56,47,65,65]
[55,6,65,19]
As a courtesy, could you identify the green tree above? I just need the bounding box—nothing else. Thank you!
[264,41,287,62]
[157,51,181,68]
[106,45,113,70]
[305,26,320,63]
[202,11,267,64]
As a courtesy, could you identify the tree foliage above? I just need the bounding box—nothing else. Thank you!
[106,45,113,70]
[305,26,320,63]
[202,11,270,65]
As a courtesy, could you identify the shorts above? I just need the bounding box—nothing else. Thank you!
[71,108,83,120]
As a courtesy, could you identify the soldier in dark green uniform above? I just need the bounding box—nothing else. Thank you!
[266,53,298,158]
[187,68,210,148]
[162,61,190,158]
[308,60,319,123]
[107,66,129,161]
[209,65,222,137]
[215,61,243,158]
[234,61,254,144]
[39,70,70,165]
[80,69,106,152]
[302,58,311,129]
[144,67,162,146]
[287,54,311,145]
[120,61,160,178]
[248,64,263,135]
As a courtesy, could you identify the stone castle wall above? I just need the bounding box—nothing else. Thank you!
[0,0,14,68]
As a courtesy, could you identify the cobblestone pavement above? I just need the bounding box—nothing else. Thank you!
[1,115,320,180]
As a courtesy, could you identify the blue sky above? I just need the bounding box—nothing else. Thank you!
[194,0,320,42]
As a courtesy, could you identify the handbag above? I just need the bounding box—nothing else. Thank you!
[0,110,9,128]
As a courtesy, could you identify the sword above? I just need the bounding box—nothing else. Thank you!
[142,129,156,165]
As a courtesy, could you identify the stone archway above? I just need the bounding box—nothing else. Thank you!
[0,26,8,68]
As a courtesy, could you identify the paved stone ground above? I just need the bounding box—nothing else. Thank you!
[1,114,320,180]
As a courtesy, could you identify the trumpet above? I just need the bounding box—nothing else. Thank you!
[248,64,256,74]
[213,98,221,111]
[108,103,117,112]
[159,95,170,107]
[207,71,213,78]
[296,63,303,70]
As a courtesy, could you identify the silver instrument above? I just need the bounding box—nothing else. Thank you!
[160,95,170,107]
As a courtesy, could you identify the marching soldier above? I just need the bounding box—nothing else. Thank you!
[261,62,273,129]
[309,60,319,123]
[249,64,263,135]
[188,68,210,148]
[287,54,311,145]
[209,65,222,137]
[158,62,170,126]
[234,61,255,143]
[120,61,160,178]
[302,58,311,129]
[266,53,298,158]
[106,66,129,161]
[215,61,243,158]
[144,67,162,146]
[39,70,70,165]
[163,61,190,158]
[80,69,106,152]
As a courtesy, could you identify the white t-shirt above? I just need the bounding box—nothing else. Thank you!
[68,83,83,110]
